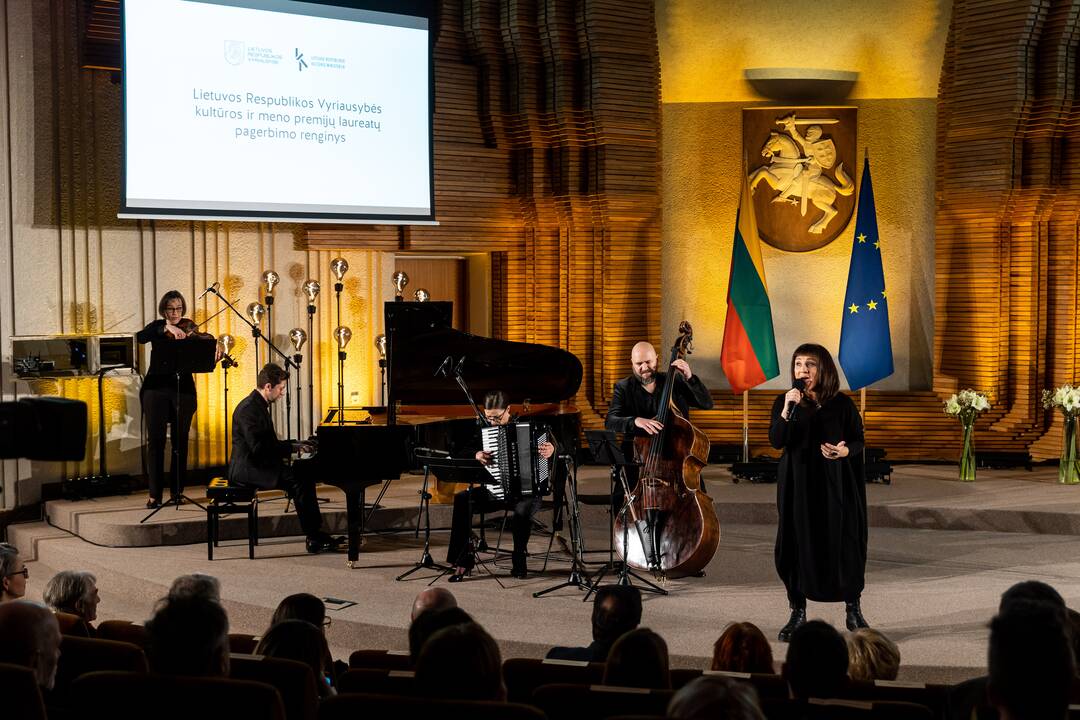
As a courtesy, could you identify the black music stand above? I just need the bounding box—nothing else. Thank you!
[582,430,667,599]
[427,464,505,589]
[141,336,217,523]
[533,454,592,598]
[396,454,482,581]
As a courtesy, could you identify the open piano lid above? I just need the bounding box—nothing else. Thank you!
[385,301,583,409]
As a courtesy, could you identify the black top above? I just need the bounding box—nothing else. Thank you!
[229,389,294,490]
[136,319,196,395]
[604,371,714,434]
[769,391,867,602]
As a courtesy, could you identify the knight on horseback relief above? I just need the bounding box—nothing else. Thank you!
[743,107,857,252]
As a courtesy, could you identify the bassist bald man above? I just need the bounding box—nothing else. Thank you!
[605,341,713,436]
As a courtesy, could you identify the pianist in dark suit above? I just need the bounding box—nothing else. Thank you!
[229,362,340,554]
[447,390,555,581]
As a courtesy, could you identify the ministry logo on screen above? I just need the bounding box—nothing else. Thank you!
[295,48,308,71]
[224,41,245,66]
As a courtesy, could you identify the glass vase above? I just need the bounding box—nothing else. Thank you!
[1060,415,1079,485]
[959,421,976,482]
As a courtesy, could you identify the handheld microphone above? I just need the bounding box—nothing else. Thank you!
[197,281,220,300]
[788,378,807,422]
[434,356,453,377]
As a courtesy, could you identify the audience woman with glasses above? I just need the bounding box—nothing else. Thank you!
[1,542,27,602]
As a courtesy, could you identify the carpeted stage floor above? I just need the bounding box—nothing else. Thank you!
[10,464,1080,685]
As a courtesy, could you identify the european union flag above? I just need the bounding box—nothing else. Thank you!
[839,155,893,390]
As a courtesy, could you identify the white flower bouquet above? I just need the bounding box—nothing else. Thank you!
[1043,384,1080,484]
[943,389,990,481]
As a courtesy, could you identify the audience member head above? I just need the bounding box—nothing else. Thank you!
[712,621,774,674]
[999,580,1065,613]
[592,585,643,653]
[988,600,1074,720]
[667,675,766,720]
[415,622,504,701]
[411,587,457,622]
[783,620,849,700]
[0,542,26,602]
[255,619,333,696]
[408,606,473,661]
[270,593,327,630]
[0,601,62,689]
[145,595,230,677]
[603,627,671,689]
[43,570,100,623]
[846,628,900,682]
[168,573,221,603]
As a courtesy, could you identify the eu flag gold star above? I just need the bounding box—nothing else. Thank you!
[857,233,867,244]
[873,240,880,249]
[881,290,887,298]
[848,303,859,314]
[867,300,878,310]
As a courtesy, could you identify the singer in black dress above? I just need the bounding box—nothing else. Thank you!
[136,291,211,509]
[769,343,869,641]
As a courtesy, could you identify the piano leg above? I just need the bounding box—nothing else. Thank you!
[344,486,364,566]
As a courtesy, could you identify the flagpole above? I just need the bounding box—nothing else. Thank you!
[860,386,867,464]
[742,390,749,463]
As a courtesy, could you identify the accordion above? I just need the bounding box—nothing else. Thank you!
[480,422,551,501]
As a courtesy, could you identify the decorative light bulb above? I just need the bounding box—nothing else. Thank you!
[246,302,265,326]
[330,257,349,281]
[261,270,280,295]
[414,288,430,303]
[302,279,321,303]
[374,334,387,358]
[218,334,235,354]
[392,271,409,295]
[334,325,352,350]
[289,328,307,352]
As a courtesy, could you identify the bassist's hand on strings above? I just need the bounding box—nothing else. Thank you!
[670,358,693,380]
[635,417,664,435]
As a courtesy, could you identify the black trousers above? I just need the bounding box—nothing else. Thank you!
[273,458,324,538]
[446,487,541,569]
[142,387,196,502]
[786,588,861,609]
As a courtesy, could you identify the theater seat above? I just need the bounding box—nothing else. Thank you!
[230,654,317,720]
[96,620,148,648]
[336,668,415,696]
[54,611,93,637]
[502,658,605,704]
[319,692,545,720]
[72,670,285,720]
[348,648,413,670]
[0,662,46,720]
[53,636,148,702]
[228,633,260,654]
[531,683,674,720]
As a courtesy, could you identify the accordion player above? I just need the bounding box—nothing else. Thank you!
[446,391,556,582]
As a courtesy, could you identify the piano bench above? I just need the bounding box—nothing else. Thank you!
[206,478,258,560]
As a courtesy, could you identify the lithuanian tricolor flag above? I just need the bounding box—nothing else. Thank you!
[720,178,780,392]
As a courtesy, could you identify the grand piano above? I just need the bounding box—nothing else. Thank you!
[317,301,583,564]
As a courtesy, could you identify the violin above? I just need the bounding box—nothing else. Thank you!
[613,321,720,580]
[166,318,214,340]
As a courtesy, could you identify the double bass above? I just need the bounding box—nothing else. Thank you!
[613,322,720,579]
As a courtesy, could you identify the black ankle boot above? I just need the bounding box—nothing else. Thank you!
[846,600,870,630]
[778,606,806,642]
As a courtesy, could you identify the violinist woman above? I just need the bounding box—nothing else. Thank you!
[136,290,213,509]
[770,343,869,642]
